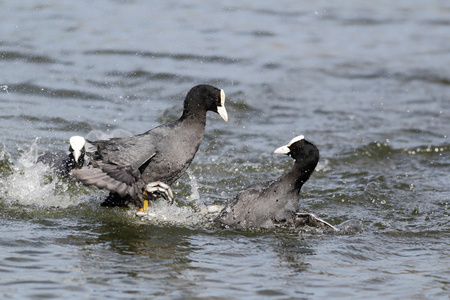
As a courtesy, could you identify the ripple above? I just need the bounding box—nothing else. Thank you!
[84,49,244,65]
[341,17,403,26]
[100,69,196,86]
[9,82,104,101]
[325,67,450,86]
[0,51,58,64]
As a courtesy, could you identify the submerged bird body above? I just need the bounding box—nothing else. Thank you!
[72,85,228,208]
[215,136,320,229]
[37,136,86,177]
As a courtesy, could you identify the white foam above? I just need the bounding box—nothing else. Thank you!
[135,170,220,226]
[4,138,218,226]
[186,169,201,204]
[135,199,202,226]
[5,139,89,208]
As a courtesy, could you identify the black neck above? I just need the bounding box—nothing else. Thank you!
[180,106,207,124]
[280,155,318,193]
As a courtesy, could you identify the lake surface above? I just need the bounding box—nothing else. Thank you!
[1,0,449,299]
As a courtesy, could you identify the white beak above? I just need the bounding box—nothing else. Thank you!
[69,135,86,162]
[73,149,82,162]
[274,135,305,154]
[274,145,290,154]
[217,89,228,122]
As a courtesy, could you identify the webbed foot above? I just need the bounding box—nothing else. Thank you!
[135,181,174,217]
[294,212,338,231]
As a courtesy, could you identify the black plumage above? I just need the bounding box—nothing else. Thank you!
[37,136,86,177]
[215,136,324,229]
[72,84,228,208]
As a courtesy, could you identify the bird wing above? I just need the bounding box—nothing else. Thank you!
[72,166,137,198]
[88,133,158,170]
[74,136,158,197]
[72,158,149,198]
[76,122,177,197]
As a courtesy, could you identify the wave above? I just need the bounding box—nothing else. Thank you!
[0,50,58,64]
[324,67,450,86]
[0,139,92,210]
[0,138,211,228]
[84,49,244,65]
[334,141,450,163]
[7,82,104,101]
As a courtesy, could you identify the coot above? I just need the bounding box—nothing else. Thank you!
[215,135,336,231]
[72,84,228,210]
[37,136,86,177]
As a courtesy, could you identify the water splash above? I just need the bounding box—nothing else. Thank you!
[134,199,203,227]
[186,169,200,204]
[3,139,90,209]
[335,219,365,234]
[135,171,218,227]
[0,145,14,177]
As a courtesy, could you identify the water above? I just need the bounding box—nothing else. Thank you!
[1,0,449,298]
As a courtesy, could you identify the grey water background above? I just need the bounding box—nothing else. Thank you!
[1,0,449,299]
